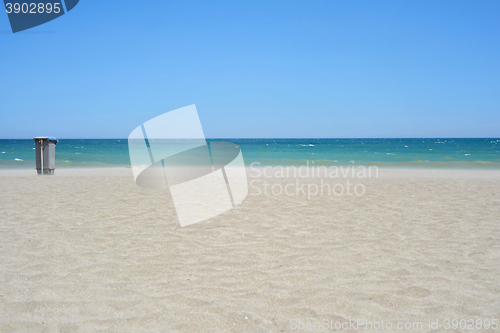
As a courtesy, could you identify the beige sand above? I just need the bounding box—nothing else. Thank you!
[1,167,499,332]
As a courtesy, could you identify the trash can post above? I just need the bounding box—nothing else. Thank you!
[33,137,58,175]
[40,139,44,176]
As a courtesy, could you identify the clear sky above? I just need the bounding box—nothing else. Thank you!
[1,0,499,138]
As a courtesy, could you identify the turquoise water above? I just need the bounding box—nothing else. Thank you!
[1,138,499,169]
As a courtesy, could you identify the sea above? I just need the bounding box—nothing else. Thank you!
[1,138,499,169]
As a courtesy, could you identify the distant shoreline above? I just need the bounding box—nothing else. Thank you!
[1,166,500,179]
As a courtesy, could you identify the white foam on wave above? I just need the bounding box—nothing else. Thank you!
[14,158,23,161]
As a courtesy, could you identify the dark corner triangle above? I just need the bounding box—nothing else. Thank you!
[64,0,79,12]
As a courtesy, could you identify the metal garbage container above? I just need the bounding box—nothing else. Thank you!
[33,137,58,175]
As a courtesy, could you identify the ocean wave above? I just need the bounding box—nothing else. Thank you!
[244,159,500,169]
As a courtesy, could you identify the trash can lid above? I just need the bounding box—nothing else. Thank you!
[33,136,58,142]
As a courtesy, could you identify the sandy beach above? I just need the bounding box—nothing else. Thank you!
[1,167,499,332]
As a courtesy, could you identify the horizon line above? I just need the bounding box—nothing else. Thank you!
[0,137,499,140]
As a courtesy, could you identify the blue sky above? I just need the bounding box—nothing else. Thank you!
[1,0,499,138]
